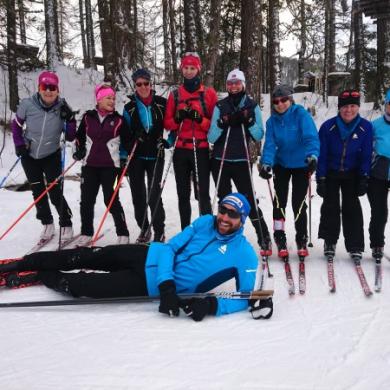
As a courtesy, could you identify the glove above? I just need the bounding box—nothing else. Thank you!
[72,147,86,161]
[187,109,202,124]
[221,112,241,127]
[258,164,272,179]
[305,155,317,174]
[357,176,368,197]
[249,297,273,320]
[157,138,170,150]
[60,100,75,121]
[238,109,255,127]
[316,177,326,198]
[15,145,29,158]
[158,280,180,317]
[217,117,229,130]
[180,297,218,322]
[174,109,188,124]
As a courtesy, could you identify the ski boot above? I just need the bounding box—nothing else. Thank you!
[324,241,336,257]
[274,231,288,258]
[153,231,166,243]
[296,238,309,258]
[372,247,384,260]
[3,271,40,288]
[136,229,152,244]
[260,236,272,257]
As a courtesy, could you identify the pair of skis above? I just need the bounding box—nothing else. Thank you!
[281,255,306,296]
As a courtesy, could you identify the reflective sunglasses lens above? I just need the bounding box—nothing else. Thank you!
[273,97,289,105]
[136,82,150,87]
[40,84,57,91]
[218,205,241,219]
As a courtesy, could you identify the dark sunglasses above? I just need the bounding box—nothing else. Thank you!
[39,83,58,92]
[218,205,242,219]
[340,90,360,99]
[135,81,150,87]
[272,96,290,105]
[227,80,242,86]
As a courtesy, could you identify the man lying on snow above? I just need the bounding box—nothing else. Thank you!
[0,193,273,321]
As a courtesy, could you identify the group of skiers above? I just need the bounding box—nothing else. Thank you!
[10,52,390,263]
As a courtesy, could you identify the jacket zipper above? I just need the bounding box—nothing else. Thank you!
[36,111,47,158]
[340,139,348,172]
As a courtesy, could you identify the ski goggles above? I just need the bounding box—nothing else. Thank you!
[226,80,242,86]
[135,81,150,87]
[39,83,58,92]
[272,96,290,105]
[218,205,242,219]
[340,90,360,99]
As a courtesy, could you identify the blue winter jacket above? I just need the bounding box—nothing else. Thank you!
[261,104,319,168]
[316,114,373,178]
[370,115,390,181]
[144,215,259,316]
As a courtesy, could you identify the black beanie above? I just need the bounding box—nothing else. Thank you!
[338,90,360,109]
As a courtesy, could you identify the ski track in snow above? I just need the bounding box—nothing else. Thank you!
[1,68,390,389]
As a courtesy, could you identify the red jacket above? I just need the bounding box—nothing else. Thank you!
[164,84,217,150]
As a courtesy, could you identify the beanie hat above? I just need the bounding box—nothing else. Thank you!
[272,84,294,98]
[95,84,115,102]
[180,52,202,72]
[226,69,246,88]
[220,192,251,224]
[132,68,151,82]
[384,89,390,105]
[338,90,360,109]
[38,71,59,87]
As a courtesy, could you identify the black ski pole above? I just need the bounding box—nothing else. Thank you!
[308,173,313,247]
[0,289,274,308]
[191,120,202,215]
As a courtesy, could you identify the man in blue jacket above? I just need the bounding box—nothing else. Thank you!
[0,193,271,321]
[317,90,373,259]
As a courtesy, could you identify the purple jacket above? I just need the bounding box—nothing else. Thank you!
[76,109,131,168]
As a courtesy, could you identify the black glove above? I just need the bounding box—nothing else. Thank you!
[316,177,326,198]
[221,112,241,127]
[157,138,170,150]
[258,164,272,179]
[249,297,273,320]
[238,109,255,127]
[73,147,86,161]
[174,109,188,124]
[180,297,218,322]
[158,280,180,317]
[357,175,368,197]
[187,108,202,124]
[217,117,229,130]
[60,100,75,121]
[15,145,29,158]
[305,155,317,174]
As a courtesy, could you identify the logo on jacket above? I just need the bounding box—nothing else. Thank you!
[110,121,115,126]
[218,244,227,254]
[352,133,358,139]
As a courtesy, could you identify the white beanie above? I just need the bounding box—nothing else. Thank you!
[226,69,246,88]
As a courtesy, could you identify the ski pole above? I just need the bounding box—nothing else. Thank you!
[191,120,202,215]
[307,172,313,248]
[266,178,274,203]
[211,126,231,213]
[91,141,138,246]
[57,131,67,249]
[0,156,21,190]
[0,289,274,308]
[0,160,78,241]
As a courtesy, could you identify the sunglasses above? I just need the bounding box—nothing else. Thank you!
[340,90,360,99]
[39,83,58,92]
[272,96,290,105]
[135,81,150,87]
[218,205,242,219]
[227,80,242,86]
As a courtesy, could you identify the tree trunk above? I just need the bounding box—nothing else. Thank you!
[17,0,26,44]
[85,0,96,69]
[377,17,390,104]
[323,0,330,106]
[352,0,364,96]
[297,0,307,85]
[204,0,222,87]
[251,0,263,103]
[78,0,89,68]
[194,0,204,57]
[168,0,178,83]
[6,0,19,112]
[44,0,62,68]
[268,0,281,104]
[329,0,336,72]
[162,0,171,79]
[183,0,197,51]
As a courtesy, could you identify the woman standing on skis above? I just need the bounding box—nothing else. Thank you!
[163,52,218,230]
[122,69,167,243]
[259,85,319,259]
[208,69,271,256]
[316,89,373,260]
[11,71,76,244]
[72,84,131,245]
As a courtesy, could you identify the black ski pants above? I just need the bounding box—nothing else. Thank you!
[19,245,149,298]
[128,156,165,235]
[318,171,364,252]
[367,176,389,248]
[273,165,309,243]
[21,149,72,226]
[173,148,211,230]
[80,166,129,236]
[211,159,270,246]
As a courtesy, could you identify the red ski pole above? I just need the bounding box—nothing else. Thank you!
[0,160,78,241]
[91,141,138,246]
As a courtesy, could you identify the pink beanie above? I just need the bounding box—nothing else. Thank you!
[95,84,115,102]
[38,71,59,87]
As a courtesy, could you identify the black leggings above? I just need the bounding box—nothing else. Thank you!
[20,245,149,298]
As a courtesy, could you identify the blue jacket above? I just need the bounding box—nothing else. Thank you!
[208,94,264,161]
[371,115,390,181]
[145,215,258,316]
[317,114,373,178]
[261,104,319,168]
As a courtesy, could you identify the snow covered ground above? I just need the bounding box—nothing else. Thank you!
[0,67,389,389]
